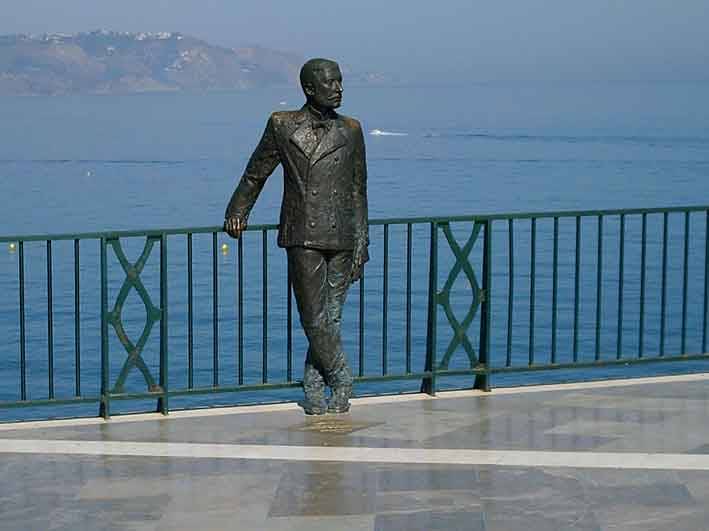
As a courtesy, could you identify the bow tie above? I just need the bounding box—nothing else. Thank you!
[311,119,331,130]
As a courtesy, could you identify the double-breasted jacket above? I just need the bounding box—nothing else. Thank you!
[225,105,369,260]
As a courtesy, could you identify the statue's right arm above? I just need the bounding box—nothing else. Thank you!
[224,116,281,238]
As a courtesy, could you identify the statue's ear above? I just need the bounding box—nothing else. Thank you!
[303,82,315,97]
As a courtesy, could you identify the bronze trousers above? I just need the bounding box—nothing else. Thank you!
[287,247,354,396]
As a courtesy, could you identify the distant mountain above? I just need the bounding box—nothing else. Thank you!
[0,30,394,95]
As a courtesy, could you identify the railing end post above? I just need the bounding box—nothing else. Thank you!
[157,396,169,416]
[422,221,439,396]
[420,373,436,396]
[99,396,110,420]
[100,237,110,420]
[159,233,169,415]
[473,373,491,392]
[475,219,493,393]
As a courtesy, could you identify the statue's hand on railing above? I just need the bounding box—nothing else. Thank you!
[224,215,247,239]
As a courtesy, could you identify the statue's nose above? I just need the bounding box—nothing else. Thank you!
[334,81,343,93]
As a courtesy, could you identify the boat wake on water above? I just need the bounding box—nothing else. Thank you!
[369,129,408,137]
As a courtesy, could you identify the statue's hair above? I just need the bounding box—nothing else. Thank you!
[300,58,339,92]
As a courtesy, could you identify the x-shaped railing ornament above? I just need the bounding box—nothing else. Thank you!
[436,222,484,369]
[105,236,163,394]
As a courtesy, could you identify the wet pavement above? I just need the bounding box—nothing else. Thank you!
[2,374,709,530]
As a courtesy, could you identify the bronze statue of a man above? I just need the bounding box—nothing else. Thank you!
[224,58,369,415]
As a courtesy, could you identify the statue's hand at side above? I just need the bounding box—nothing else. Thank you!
[224,216,247,239]
[350,240,368,284]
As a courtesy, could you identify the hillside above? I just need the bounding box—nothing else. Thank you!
[0,30,388,95]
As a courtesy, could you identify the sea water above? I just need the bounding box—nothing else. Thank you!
[1,82,708,419]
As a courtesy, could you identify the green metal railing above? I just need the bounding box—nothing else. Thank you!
[1,204,708,419]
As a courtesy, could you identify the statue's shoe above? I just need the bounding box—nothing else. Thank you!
[326,364,353,414]
[302,360,327,415]
[327,386,352,414]
[298,399,328,415]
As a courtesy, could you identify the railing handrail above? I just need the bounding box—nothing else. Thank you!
[2,204,708,243]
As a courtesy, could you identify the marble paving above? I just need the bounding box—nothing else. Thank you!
[3,373,709,530]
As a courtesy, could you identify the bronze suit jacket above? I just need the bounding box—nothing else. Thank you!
[225,105,369,260]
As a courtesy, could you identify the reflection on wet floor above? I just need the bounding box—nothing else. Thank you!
[3,375,709,530]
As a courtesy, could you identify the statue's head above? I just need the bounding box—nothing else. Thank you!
[300,58,343,110]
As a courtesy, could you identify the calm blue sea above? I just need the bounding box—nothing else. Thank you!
[1,82,708,419]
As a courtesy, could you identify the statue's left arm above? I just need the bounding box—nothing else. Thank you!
[351,122,369,282]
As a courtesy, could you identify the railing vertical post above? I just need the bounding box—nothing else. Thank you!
[704,210,709,354]
[595,215,604,360]
[99,238,110,419]
[74,239,81,397]
[358,270,365,377]
[382,224,389,376]
[639,214,647,357]
[506,219,514,367]
[262,228,268,383]
[681,211,690,355]
[660,212,668,355]
[551,217,559,364]
[158,234,169,414]
[187,233,194,389]
[212,232,219,386]
[529,218,536,365]
[287,264,293,382]
[238,237,244,385]
[573,216,581,362]
[406,223,412,374]
[422,221,438,395]
[18,240,26,401]
[475,219,492,391]
[617,214,625,359]
[47,240,54,399]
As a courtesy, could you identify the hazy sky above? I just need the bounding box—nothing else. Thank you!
[2,0,707,82]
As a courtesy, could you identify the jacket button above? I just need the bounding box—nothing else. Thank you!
[331,223,337,228]
[334,156,339,162]
[311,189,318,196]
[309,221,316,228]
[333,189,338,194]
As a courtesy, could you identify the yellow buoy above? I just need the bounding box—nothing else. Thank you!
[8,242,17,253]
[220,243,229,254]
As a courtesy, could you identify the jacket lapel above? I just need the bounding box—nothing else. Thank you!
[310,121,347,166]
[289,119,315,159]
[281,111,310,197]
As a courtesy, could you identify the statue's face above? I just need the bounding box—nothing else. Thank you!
[305,63,343,109]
